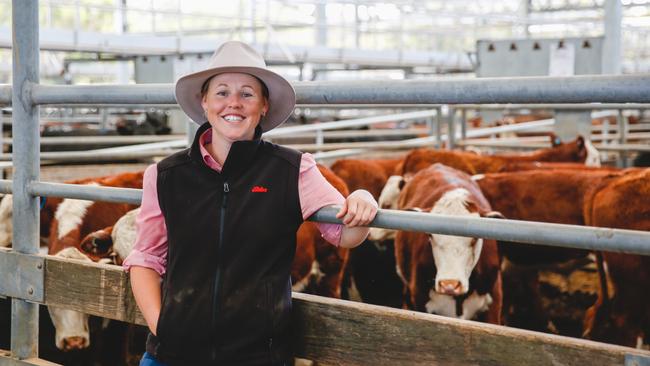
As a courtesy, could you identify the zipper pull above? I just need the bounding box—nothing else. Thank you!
[223,182,230,193]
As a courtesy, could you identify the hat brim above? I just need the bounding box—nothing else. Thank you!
[175,66,296,132]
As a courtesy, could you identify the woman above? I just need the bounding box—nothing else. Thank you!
[123,41,377,366]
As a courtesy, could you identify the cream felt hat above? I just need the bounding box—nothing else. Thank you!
[174,41,296,132]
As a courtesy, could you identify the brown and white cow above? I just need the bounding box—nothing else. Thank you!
[0,174,119,248]
[370,137,601,243]
[582,168,650,348]
[474,168,649,346]
[46,171,143,351]
[401,135,600,178]
[394,164,503,323]
[292,164,351,298]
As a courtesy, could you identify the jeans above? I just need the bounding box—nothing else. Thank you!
[139,352,168,366]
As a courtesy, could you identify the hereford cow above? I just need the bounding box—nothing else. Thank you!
[401,136,600,178]
[582,168,650,348]
[394,164,503,323]
[369,137,601,243]
[474,168,649,346]
[0,174,120,248]
[293,164,351,298]
[330,158,406,307]
[46,171,143,351]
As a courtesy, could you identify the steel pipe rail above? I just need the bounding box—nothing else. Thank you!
[0,150,178,163]
[453,103,650,110]
[28,181,142,205]
[31,83,176,105]
[458,140,650,152]
[311,207,650,256]
[293,75,650,105]
[265,110,439,137]
[22,75,650,106]
[3,179,650,257]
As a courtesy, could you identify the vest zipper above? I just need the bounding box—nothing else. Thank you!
[211,181,229,360]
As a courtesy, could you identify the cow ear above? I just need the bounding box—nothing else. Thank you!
[550,133,562,147]
[484,211,505,219]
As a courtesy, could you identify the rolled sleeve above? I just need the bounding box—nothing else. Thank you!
[122,164,168,276]
[298,153,345,246]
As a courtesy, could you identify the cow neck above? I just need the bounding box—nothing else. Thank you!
[189,122,263,178]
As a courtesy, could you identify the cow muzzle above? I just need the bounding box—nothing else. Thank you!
[62,335,89,351]
[437,279,464,296]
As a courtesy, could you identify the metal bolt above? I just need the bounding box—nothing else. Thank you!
[37,263,42,270]
[27,287,34,295]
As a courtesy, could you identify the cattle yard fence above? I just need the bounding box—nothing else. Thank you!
[1,1,650,365]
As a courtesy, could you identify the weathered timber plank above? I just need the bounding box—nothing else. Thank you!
[44,256,146,326]
[42,258,650,366]
[0,353,60,366]
[292,293,650,366]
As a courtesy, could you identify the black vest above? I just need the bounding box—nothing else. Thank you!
[147,122,303,365]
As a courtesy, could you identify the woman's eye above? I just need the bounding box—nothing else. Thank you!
[242,92,253,98]
[216,90,228,96]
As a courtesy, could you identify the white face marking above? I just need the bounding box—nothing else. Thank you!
[0,194,13,247]
[291,260,324,293]
[368,175,403,241]
[429,188,483,295]
[426,290,492,320]
[111,208,139,261]
[583,139,601,167]
[48,247,93,350]
[470,174,485,182]
[395,264,408,287]
[55,184,98,239]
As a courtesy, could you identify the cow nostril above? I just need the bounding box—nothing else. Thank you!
[438,280,463,295]
[63,336,88,351]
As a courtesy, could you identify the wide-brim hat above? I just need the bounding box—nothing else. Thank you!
[175,41,296,132]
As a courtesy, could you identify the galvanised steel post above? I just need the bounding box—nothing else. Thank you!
[447,107,455,149]
[435,107,442,149]
[11,0,40,360]
[460,109,467,149]
[618,109,627,168]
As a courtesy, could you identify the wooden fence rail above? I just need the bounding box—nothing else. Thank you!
[1,251,649,365]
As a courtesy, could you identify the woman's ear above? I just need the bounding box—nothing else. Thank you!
[201,95,208,112]
[262,98,269,117]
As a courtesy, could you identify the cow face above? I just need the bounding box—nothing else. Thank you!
[0,194,12,247]
[47,247,92,351]
[428,188,483,296]
[582,138,601,167]
[368,176,405,241]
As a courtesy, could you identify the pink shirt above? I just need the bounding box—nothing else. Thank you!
[123,129,345,276]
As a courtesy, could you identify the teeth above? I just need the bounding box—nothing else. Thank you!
[223,115,243,122]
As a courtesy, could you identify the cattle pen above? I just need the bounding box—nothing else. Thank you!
[2,1,650,365]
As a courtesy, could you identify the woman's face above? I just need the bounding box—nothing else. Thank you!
[201,72,268,144]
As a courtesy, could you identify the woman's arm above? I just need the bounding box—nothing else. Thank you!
[336,189,378,248]
[130,266,162,335]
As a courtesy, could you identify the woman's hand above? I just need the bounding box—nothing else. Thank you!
[336,189,378,227]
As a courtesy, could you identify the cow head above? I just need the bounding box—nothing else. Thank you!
[368,176,406,241]
[0,194,12,247]
[111,208,139,261]
[47,247,92,351]
[428,188,485,297]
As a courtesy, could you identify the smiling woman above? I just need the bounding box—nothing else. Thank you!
[123,41,378,366]
[200,73,269,164]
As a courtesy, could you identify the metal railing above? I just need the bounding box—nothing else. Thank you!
[3,1,650,364]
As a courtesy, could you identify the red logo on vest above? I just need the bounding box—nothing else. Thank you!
[251,186,268,193]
